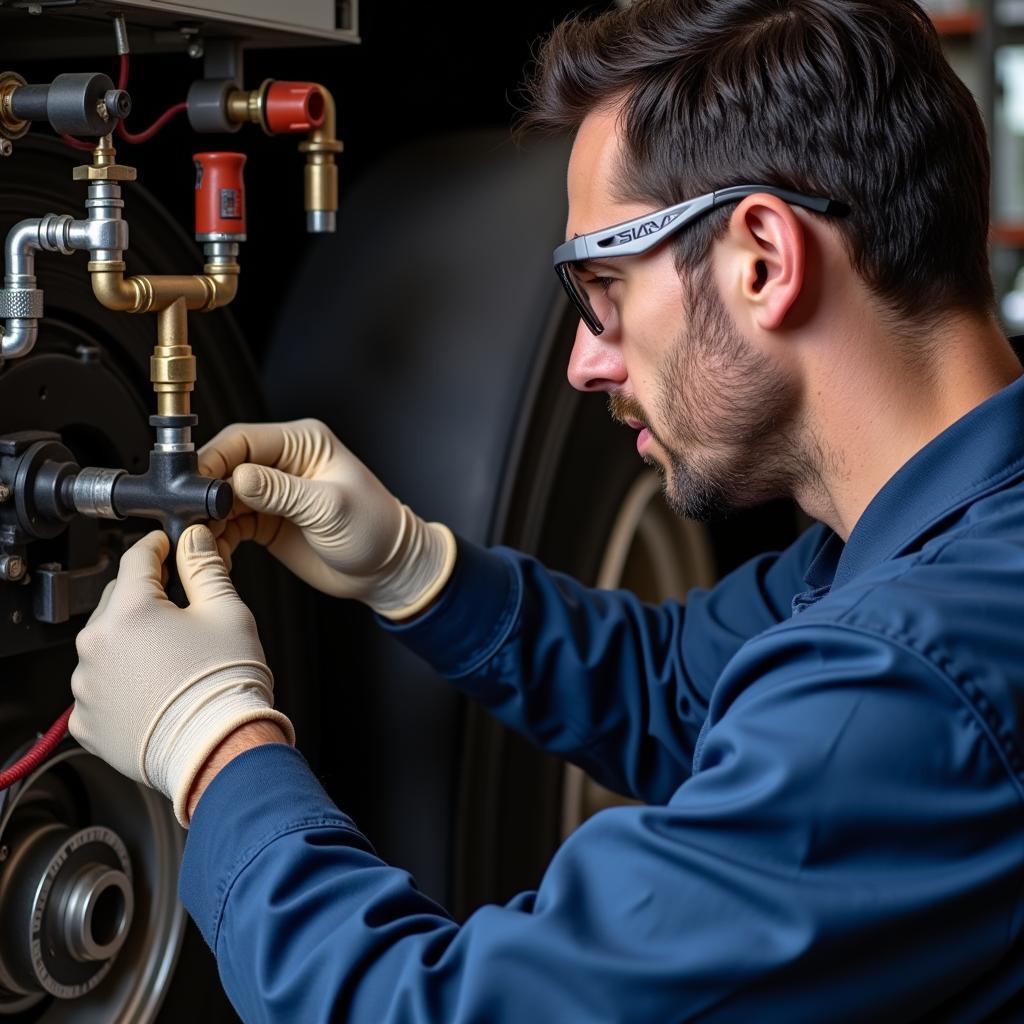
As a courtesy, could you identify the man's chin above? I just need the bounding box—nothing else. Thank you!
[659,457,739,523]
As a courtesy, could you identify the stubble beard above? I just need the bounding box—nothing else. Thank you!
[611,261,816,522]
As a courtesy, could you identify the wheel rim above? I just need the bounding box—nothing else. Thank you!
[0,745,184,1021]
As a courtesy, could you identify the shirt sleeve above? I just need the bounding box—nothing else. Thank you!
[181,619,1023,1024]
[378,525,831,802]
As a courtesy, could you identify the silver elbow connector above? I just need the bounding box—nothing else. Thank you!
[0,214,77,365]
[0,212,111,367]
[0,317,39,360]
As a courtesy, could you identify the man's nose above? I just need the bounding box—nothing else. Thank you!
[566,319,627,393]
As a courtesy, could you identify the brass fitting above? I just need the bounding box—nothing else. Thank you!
[72,134,137,182]
[0,72,29,141]
[298,86,342,233]
[225,79,271,129]
[74,139,241,420]
[224,80,341,233]
[152,299,195,417]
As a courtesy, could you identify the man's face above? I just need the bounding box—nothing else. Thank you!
[565,105,805,520]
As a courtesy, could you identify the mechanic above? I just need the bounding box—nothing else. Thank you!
[66,0,1024,1019]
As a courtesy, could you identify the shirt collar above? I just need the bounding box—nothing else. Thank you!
[803,367,1024,594]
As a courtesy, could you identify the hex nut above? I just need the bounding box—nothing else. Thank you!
[0,555,26,582]
[72,163,138,182]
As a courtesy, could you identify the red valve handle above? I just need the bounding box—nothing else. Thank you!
[265,81,326,134]
[194,152,247,240]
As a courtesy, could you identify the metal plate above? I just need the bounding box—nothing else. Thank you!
[0,0,358,59]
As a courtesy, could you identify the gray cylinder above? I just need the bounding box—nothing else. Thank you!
[186,78,240,134]
[10,73,119,137]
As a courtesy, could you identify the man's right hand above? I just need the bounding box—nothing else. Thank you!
[198,419,456,620]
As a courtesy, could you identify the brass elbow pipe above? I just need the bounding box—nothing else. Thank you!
[89,263,238,315]
[223,80,341,233]
[299,85,341,234]
[74,138,244,421]
[89,260,239,418]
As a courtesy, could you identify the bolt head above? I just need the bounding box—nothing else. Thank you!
[0,845,8,863]
[0,138,12,158]
[0,555,26,582]
[187,40,205,59]
[0,483,10,503]
[10,610,22,625]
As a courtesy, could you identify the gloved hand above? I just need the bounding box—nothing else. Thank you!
[198,418,457,620]
[70,526,295,826]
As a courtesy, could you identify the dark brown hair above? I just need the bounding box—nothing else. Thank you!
[518,0,995,324]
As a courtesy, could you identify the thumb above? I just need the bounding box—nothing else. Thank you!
[111,530,171,606]
[232,463,331,530]
[177,524,238,606]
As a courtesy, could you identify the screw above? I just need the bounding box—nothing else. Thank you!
[0,555,26,583]
[0,139,11,158]
[0,483,10,504]
[10,610,22,625]
[186,39,204,59]
[75,344,100,364]
[0,846,8,863]
[103,90,131,120]
[26,3,42,14]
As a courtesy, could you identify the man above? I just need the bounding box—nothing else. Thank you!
[69,0,1024,1019]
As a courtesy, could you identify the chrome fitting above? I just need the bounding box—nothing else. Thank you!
[0,554,26,582]
[71,467,126,520]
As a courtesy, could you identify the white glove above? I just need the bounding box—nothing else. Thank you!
[198,418,457,620]
[70,526,295,826]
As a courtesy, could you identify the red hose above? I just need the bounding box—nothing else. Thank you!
[117,102,187,145]
[0,705,73,791]
[61,134,95,151]
[116,55,187,144]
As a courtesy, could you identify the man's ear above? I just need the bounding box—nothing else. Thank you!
[728,194,806,332]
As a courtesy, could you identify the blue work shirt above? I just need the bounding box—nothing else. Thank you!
[182,373,1024,1022]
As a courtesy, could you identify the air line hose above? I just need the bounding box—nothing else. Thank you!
[0,704,73,791]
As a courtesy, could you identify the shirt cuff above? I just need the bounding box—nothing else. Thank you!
[180,743,365,949]
[375,536,522,677]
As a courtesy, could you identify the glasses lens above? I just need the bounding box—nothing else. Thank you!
[556,262,605,336]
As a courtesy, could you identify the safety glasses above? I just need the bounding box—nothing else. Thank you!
[553,184,850,336]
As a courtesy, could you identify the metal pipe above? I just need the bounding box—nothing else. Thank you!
[299,85,341,234]
[0,215,71,362]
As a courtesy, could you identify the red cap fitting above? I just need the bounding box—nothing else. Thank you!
[264,82,325,134]
[194,152,247,240]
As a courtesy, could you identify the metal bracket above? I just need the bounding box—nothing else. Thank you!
[32,555,116,624]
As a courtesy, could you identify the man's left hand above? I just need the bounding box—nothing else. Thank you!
[70,525,295,826]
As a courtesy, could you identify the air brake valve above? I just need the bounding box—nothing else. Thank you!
[0,137,244,613]
[0,72,131,154]
[188,74,340,233]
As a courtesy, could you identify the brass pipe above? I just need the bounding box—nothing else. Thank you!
[299,85,341,232]
[153,298,194,418]
[88,264,238,314]
[222,79,340,232]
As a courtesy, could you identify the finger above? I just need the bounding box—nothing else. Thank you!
[231,464,332,534]
[85,578,116,625]
[216,533,234,572]
[112,531,171,606]
[178,524,238,606]
[199,419,333,480]
[198,422,289,480]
